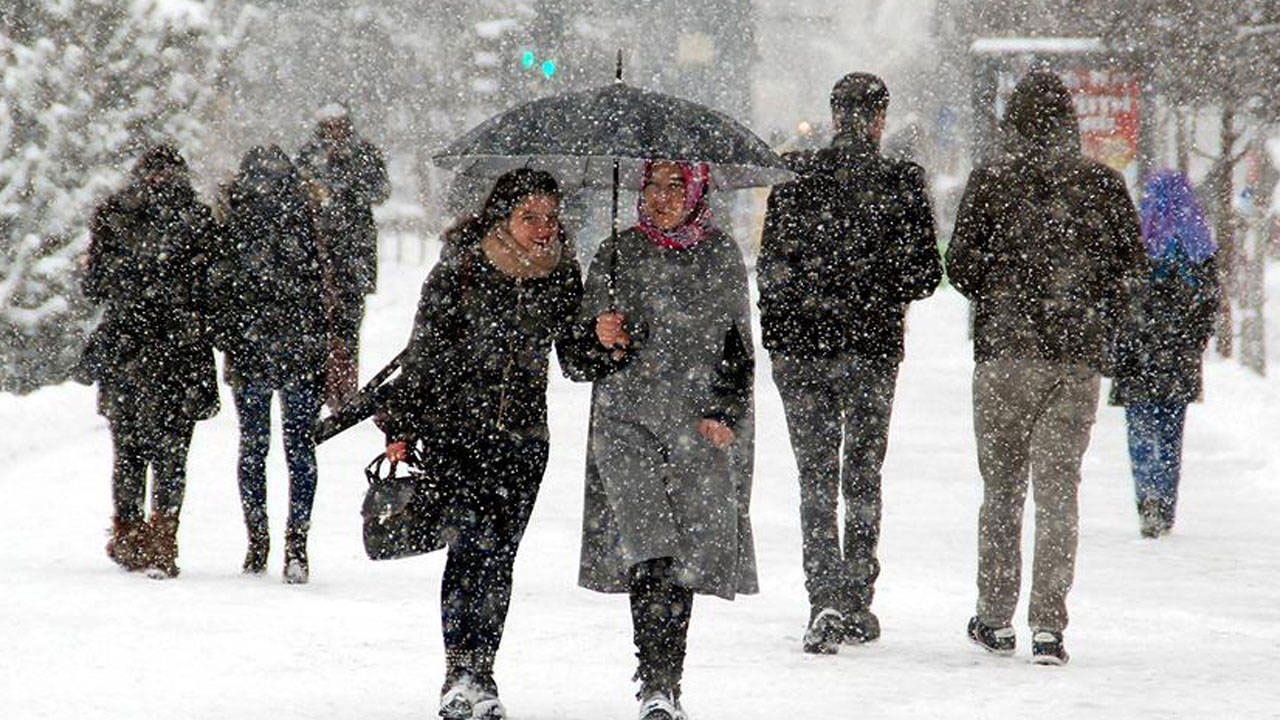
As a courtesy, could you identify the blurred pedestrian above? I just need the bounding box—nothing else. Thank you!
[946,71,1147,665]
[758,72,941,653]
[581,160,756,720]
[77,144,219,579]
[1110,170,1219,538]
[296,104,390,408]
[379,169,603,720]
[212,146,328,583]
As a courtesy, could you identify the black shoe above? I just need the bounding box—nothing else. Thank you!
[242,531,268,575]
[1031,630,1069,665]
[282,526,309,584]
[1139,498,1162,538]
[967,616,1015,655]
[843,609,880,644]
[803,607,844,654]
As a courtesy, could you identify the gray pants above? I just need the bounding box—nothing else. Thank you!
[772,352,898,614]
[973,358,1100,632]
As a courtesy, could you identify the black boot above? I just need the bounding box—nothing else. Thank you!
[283,524,309,584]
[242,510,269,575]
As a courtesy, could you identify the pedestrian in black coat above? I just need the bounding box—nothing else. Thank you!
[212,145,329,582]
[1110,170,1219,537]
[295,107,390,407]
[77,144,219,579]
[377,169,605,720]
[757,72,941,653]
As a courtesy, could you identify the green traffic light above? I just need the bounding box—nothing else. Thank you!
[521,50,536,70]
[541,59,556,78]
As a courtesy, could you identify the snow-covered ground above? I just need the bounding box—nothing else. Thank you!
[3,247,1278,719]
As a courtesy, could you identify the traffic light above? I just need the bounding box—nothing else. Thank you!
[519,49,558,80]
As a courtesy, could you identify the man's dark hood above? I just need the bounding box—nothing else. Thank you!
[1002,71,1081,162]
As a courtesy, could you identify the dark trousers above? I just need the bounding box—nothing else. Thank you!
[772,352,898,614]
[109,412,195,524]
[630,558,693,697]
[233,379,321,532]
[1125,402,1188,525]
[438,436,548,678]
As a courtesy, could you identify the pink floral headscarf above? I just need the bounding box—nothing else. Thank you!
[635,160,714,250]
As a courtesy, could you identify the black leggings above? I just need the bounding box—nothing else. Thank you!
[438,436,548,679]
[109,414,195,524]
[630,558,694,696]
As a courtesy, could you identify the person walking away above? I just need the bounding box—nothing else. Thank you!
[757,72,942,653]
[379,169,605,720]
[582,160,757,720]
[1110,170,1218,538]
[296,104,390,408]
[77,144,220,579]
[212,146,329,583]
[945,71,1147,665]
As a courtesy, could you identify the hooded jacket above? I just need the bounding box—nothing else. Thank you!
[214,146,329,388]
[946,72,1147,373]
[79,160,219,422]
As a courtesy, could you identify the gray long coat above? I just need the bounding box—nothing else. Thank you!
[579,227,758,600]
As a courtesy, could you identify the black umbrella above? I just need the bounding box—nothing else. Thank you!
[433,58,792,191]
[434,53,792,304]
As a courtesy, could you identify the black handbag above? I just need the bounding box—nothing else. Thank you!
[361,451,459,561]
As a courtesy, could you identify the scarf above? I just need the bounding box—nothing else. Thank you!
[480,224,562,280]
[635,161,714,250]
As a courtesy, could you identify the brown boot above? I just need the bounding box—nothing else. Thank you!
[282,524,309,584]
[106,517,149,572]
[146,513,180,579]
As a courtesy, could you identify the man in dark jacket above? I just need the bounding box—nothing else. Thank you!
[79,144,219,579]
[758,72,942,653]
[946,71,1147,665]
[296,106,390,407]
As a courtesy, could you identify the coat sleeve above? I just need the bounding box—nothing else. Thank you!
[357,141,391,206]
[703,321,753,429]
[944,168,995,299]
[874,162,942,303]
[379,259,464,443]
[756,181,813,318]
[1100,170,1148,334]
[83,202,121,304]
[1192,256,1221,347]
[552,253,628,382]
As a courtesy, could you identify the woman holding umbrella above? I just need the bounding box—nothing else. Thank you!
[379,168,606,720]
[582,160,757,720]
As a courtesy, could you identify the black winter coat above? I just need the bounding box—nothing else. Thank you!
[213,160,329,389]
[380,239,603,446]
[946,144,1147,373]
[79,181,219,422]
[1110,258,1219,404]
[758,133,942,362]
[296,135,389,300]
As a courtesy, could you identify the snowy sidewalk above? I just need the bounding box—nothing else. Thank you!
[2,258,1278,719]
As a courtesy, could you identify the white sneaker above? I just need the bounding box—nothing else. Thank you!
[440,679,481,720]
[639,689,685,720]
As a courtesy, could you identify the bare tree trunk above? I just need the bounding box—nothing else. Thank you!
[1213,103,1237,358]
[1175,107,1189,176]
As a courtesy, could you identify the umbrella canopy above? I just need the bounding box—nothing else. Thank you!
[433,82,793,190]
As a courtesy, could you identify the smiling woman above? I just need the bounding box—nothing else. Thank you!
[581,159,757,720]
[375,168,612,720]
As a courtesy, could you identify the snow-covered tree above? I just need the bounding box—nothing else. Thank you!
[0,0,242,392]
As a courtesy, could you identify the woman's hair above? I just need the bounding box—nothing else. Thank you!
[131,143,188,180]
[444,168,562,247]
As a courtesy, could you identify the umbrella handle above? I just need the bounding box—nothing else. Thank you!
[615,49,623,83]
[608,157,620,311]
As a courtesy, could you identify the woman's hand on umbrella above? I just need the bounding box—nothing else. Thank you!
[698,419,735,449]
[596,312,631,356]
